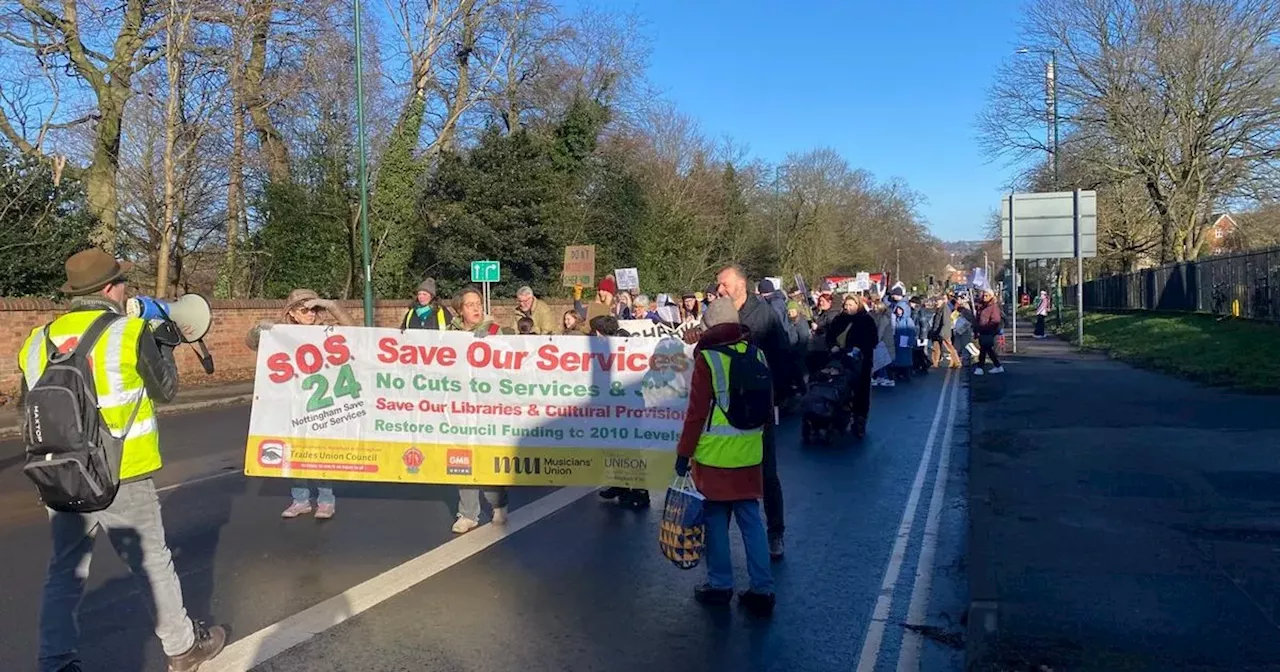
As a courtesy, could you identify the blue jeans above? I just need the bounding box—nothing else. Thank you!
[703,499,775,593]
[291,480,335,505]
[41,479,195,672]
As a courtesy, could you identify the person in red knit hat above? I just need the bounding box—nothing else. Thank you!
[583,274,618,330]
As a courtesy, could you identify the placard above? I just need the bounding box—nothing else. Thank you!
[562,245,595,287]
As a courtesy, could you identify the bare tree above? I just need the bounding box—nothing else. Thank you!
[0,0,166,251]
[981,0,1280,263]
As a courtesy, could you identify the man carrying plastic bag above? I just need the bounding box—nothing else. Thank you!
[668,298,776,616]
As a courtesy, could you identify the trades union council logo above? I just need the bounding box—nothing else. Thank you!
[402,447,425,474]
[447,448,473,476]
[258,440,287,468]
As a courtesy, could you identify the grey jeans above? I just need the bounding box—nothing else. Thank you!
[458,487,508,522]
[40,479,195,672]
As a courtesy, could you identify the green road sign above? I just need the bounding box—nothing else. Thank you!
[470,260,501,283]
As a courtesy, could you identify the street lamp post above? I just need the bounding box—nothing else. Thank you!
[353,0,375,326]
[1018,46,1062,325]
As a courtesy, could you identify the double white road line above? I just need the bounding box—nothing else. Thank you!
[855,367,964,672]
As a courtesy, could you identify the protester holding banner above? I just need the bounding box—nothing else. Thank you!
[400,278,453,331]
[714,264,791,559]
[450,286,515,533]
[561,309,583,334]
[679,292,701,324]
[584,275,619,329]
[675,298,775,614]
[512,285,558,335]
[587,316,652,509]
[249,288,358,520]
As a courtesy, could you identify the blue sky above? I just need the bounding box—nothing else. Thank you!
[587,0,1028,241]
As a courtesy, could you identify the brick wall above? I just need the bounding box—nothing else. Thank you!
[0,297,573,405]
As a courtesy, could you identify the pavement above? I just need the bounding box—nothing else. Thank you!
[967,323,1280,671]
[0,367,969,672]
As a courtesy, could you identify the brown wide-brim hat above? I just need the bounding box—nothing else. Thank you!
[60,248,134,296]
[282,288,321,320]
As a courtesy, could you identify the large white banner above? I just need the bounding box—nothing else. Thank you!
[244,326,694,488]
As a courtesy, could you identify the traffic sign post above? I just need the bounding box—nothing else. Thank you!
[470,260,501,316]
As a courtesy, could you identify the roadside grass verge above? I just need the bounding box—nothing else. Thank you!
[1041,309,1280,394]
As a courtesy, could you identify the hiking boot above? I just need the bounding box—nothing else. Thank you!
[280,501,312,519]
[693,584,733,606]
[738,590,776,617]
[769,537,785,560]
[167,621,226,672]
[989,366,1005,374]
[598,487,625,500]
[451,516,479,534]
[314,502,335,520]
[492,506,508,525]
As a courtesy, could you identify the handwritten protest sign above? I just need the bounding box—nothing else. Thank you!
[245,326,694,489]
[615,268,640,291]
[562,245,595,287]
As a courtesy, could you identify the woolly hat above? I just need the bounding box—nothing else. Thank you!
[702,296,739,328]
[758,279,776,294]
[416,277,438,298]
[597,275,617,295]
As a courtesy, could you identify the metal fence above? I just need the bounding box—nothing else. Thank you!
[1067,246,1280,321]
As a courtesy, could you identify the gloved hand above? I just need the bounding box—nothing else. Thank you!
[151,319,183,348]
[674,455,690,477]
[573,284,584,301]
[682,328,703,345]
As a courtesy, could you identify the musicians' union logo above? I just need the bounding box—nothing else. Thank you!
[258,440,286,468]
[402,447,425,474]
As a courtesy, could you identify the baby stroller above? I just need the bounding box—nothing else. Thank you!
[801,351,861,445]
[912,333,931,375]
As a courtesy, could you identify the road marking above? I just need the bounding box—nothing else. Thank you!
[202,486,594,672]
[156,469,241,493]
[855,368,953,672]
[897,367,963,671]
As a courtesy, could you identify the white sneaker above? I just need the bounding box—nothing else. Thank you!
[281,501,313,519]
[492,506,508,525]
[883,378,896,387]
[973,368,985,376]
[452,516,480,534]
[871,378,881,387]
[989,366,1005,374]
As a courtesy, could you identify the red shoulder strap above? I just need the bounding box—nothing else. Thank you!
[487,323,501,336]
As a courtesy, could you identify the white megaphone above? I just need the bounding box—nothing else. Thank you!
[126,294,216,374]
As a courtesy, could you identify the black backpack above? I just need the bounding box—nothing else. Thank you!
[23,313,141,513]
[706,344,774,431]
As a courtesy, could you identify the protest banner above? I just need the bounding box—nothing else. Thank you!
[615,268,640,291]
[244,326,694,490]
[562,245,595,287]
[617,319,696,339]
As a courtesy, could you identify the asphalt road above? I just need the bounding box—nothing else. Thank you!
[0,369,968,672]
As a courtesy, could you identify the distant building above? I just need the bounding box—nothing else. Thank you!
[1207,213,1237,255]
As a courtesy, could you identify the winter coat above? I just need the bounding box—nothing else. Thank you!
[930,304,954,340]
[874,308,896,358]
[809,307,842,353]
[826,309,879,359]
[789,316,811,352]
[402,302,455,330]
[737,294,796,399]
[513,297,558,335]
[762,290,796,345]
[675,323,764,502]
[583,300,614,333]
[452,315,515,337]
[976,300,1002,335]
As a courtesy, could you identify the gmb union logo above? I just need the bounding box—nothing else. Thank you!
[258,440,287,468]
[446,449,473,476]
[402,447,424,474]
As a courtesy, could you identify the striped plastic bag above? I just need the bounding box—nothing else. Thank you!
[658,474,706,570]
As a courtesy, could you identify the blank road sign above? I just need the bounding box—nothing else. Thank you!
[1001,191,1097,259]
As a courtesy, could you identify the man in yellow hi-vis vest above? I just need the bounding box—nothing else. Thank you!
[18,249,225,672]
[674,298,776,617]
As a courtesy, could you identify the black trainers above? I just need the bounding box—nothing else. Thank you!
[693,583,734,606]
[622,489,650,508]
[598,487,624,500]
[739,590,776,617]
[167,621,227,672]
